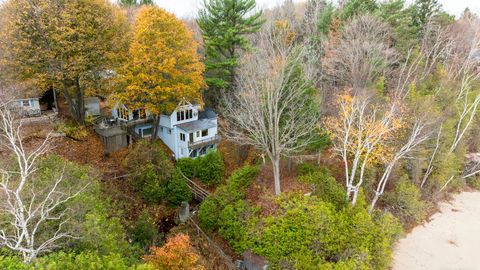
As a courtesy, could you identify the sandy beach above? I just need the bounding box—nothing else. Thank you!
[392,191,480,270]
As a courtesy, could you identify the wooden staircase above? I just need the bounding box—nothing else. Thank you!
[178,171,210,202]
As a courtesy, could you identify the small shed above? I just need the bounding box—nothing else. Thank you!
[95,126,128,154]
[14,98,41,117]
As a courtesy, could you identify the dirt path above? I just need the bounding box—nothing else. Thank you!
[393,191,480,270]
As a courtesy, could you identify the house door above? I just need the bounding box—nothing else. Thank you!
[189,133,194,143]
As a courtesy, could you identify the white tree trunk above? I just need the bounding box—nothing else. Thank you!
[272,156,281,195]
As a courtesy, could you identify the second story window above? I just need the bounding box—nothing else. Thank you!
[180,133,186,141]
[176,109,194,121]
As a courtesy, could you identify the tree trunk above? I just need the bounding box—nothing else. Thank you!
[61,82,78,120]
[272,156,281,195]
[369,193,380,213]
[151,115,160,142]
[74,77,85,125]
[351,187,359,206]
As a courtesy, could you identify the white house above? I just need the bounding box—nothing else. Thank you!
[111,100,220,159]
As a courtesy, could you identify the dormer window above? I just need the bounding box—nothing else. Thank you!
[176,108,193,121]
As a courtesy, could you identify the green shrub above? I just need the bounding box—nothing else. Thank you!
[468,176,480,190]
[126,142,191,205]
[196,150,225,185]
[164,171,192,206]
[198,197,220,231]
[176,157,196,179]
[249,194,402,270]
[198,165,259,232]
[36,252,151,270]
[55,121,89,141]
[133,165,166,204]
[217,200,251,253]
[0,256,30,270]
[177,150,224,185]
[131,210,162,250]
[383,179,428,227]
[299,167,346,209]
[296,162,318,176]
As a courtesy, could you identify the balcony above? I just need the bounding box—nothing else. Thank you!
[188,135,221,149]
[118,116,153,128]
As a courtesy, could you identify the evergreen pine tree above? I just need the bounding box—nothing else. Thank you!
[197,0,264,106]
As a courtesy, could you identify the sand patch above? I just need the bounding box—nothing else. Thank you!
[393,191,480,270]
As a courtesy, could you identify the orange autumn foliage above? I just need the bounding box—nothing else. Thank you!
[143,234,205,270]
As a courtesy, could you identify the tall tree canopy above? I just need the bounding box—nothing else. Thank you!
[118,0,153,6]
[0,0,127,124]
[411,0,441,31]
[115,6,204,135]
[197,0,264,104]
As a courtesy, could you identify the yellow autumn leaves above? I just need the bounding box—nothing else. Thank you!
[325,91,405,166]
[114,6,205,115]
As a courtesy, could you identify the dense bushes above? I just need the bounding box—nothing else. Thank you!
[198,166,259,252]
[0,252,151,270]
[298,165,346,209]
[250,194,402,270]
[131,210,163,250]
[126,141,191,205]
[177,150,225,185]
[198,165,402,269]
[383,178,428,227]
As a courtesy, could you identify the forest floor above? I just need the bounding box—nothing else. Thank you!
[392,190,480,270]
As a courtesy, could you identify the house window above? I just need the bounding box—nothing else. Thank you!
[176,109,194,121]
[118,107,129,120]
[142,127,152,137]
[168,129,172,134]
[196,131,200,137]
[180,133,186,141]
[201,129,209,137]
[22,100,30,107]
[160,127,164,133]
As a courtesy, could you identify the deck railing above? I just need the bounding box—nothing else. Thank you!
[188,135,221,148]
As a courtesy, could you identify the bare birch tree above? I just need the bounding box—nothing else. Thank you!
[445,16,480,153]
[370,119,432,211]
[221,20,319,195]
[326,92,402,205]
[0,97,86,262]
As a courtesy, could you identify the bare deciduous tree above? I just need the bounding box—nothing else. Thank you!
[370,119,432,211]
[0,97,86,262]
[326,92,402,205]
[445,16,480,153]
[221,20,319,195]
[323,14,398,92]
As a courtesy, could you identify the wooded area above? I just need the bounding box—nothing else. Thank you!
[0,0,479,269]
